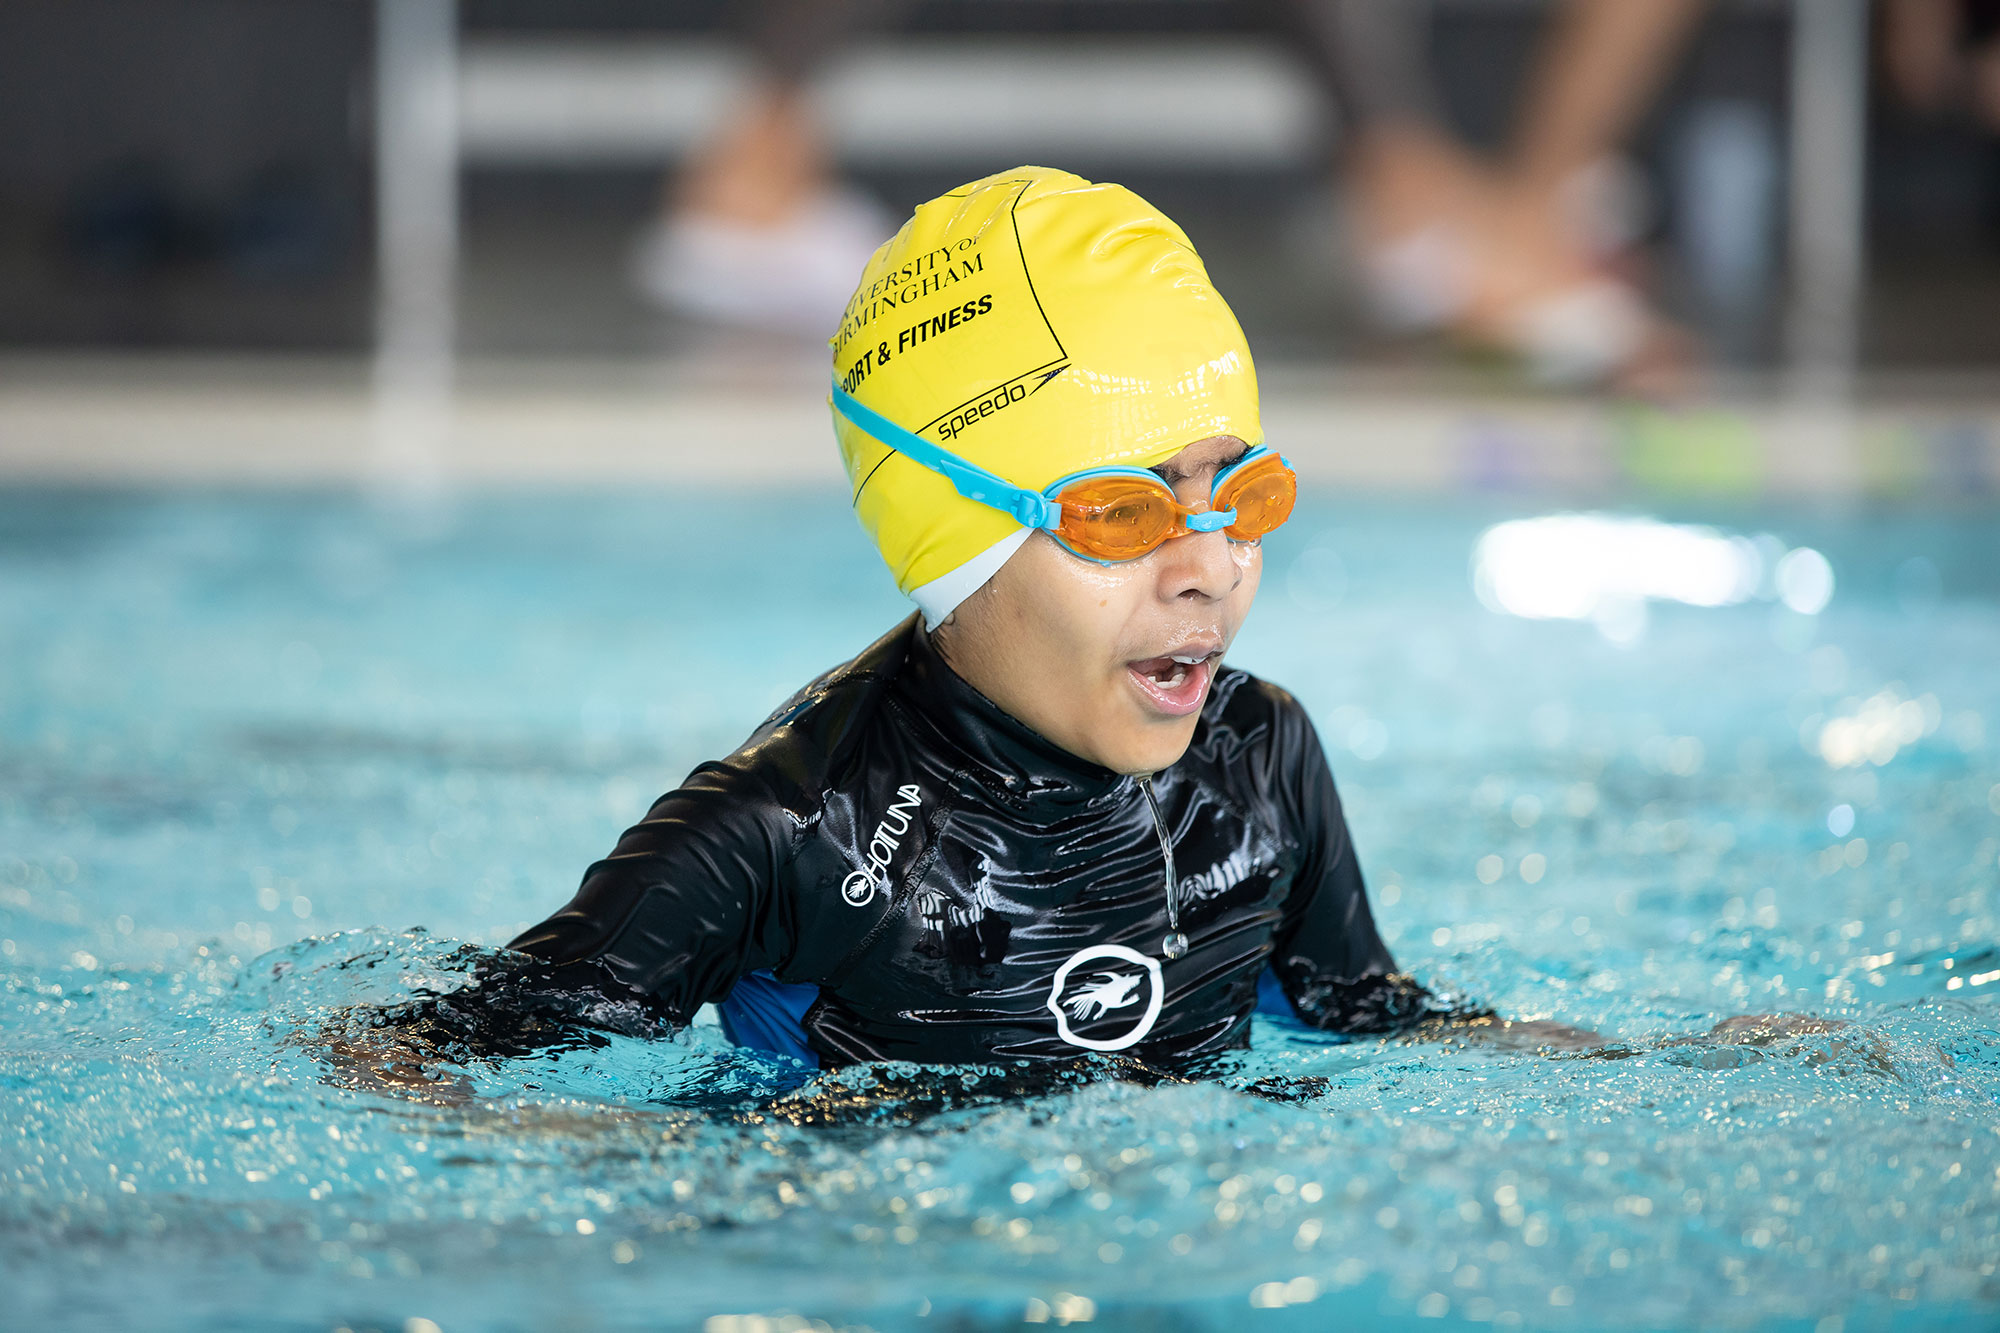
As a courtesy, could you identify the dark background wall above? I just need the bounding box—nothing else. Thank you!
[2,0,1997,365]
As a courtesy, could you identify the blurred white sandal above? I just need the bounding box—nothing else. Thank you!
[1357,217,1665,389]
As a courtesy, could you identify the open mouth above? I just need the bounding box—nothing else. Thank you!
[1125,650,1218,717]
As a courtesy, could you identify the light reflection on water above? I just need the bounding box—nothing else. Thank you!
[1,489,1997,1332]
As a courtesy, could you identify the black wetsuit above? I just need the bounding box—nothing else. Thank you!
[497,615,1441,1068]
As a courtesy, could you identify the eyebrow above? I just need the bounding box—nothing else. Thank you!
[1151,443,1251,485]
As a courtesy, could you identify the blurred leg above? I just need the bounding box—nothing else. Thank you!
[1279,1,1491,330]
[1507,0,1711,198]
[1475,0,1709,389]
[1881,0,2000,133]
[1977,40,2000,129]
[1300,0,1710,389]
[1280,0,1442,132]
[1881,0,1968,115]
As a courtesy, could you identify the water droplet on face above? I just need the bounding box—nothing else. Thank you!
[1163,932,1188,959]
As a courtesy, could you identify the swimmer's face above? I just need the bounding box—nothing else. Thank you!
[932,435,1263,776]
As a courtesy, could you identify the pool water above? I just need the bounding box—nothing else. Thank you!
[2,487,1997,1332]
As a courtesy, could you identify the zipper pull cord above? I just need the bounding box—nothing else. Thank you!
[1138,775,1188,960]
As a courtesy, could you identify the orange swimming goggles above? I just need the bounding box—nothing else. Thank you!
[832,380,1297,564]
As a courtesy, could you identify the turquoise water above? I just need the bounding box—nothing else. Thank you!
[2,487,1997,1332]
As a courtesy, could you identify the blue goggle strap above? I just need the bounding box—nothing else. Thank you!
[830,380,1059,530]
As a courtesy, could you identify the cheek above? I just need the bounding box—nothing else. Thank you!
[1017,536,1149,672]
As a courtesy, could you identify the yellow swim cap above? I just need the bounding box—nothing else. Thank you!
[830,166,1262,627]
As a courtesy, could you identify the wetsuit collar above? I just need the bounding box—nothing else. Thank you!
[896,616,1130,807]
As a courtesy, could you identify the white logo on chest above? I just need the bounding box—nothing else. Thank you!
[1045,944,1164,1051]
[841,782,923,906]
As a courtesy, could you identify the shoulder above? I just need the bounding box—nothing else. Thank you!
[755,614,915,736]
[697,615,917,822]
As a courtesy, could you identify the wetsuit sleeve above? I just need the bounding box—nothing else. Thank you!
[505,758,806,1023]
[1267,706,1442,1034]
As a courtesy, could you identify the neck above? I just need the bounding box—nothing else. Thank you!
[927,611,1071,764]
[901,620,1126,802]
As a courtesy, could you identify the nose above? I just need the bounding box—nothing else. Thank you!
[1152,495,1242,603]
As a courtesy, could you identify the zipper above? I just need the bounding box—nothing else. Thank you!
[1137,774,1188,960]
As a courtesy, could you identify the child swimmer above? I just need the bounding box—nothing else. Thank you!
[489,167,1546,1067]
[341,170,1862,1091]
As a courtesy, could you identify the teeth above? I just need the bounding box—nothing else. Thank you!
[1170,654,1207,665]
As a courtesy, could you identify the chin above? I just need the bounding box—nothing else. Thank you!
[1095,717,1202,777]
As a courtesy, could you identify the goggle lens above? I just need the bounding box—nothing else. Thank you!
[1052,452,1297,562]
[1056,476,1180,561]
[1215,454,1297,541]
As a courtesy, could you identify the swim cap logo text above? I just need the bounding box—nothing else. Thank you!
[841,782,924,906]
[838,293,996,395]
[897,294,994,354]
[832,241,985,362]
[940,379,1027,441]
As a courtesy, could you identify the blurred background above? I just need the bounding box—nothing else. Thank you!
[1,0,1997,491]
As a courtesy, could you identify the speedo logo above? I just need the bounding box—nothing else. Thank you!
[938,382,1026,441]
[841,783,924,906]
[936,364,1065,441]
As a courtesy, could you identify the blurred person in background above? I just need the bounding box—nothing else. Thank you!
[1883,0,2000,130]
[628,0,902,332]
[1314,0,1706,390]
[633,0,1711,391]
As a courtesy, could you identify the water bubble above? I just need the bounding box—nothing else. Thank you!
[1817,689,1930,768]
[1827,804,1856,838]
[1666,736,1706,775]
[1776,548,1834,615]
